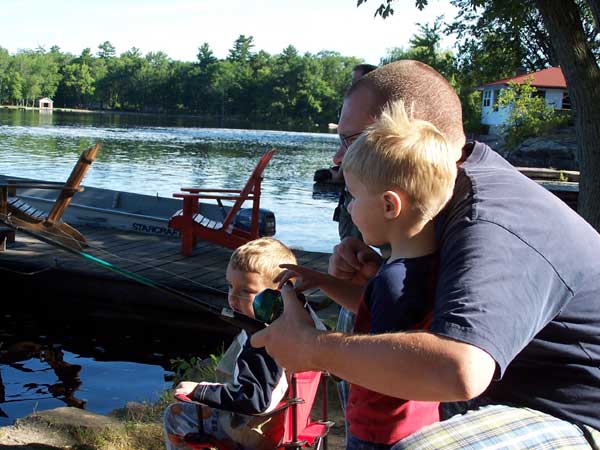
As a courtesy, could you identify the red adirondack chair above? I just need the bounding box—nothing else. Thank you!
[169,149,276,256]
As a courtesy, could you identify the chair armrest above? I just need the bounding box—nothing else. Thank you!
[173,193,254,201]
[181,188,243,194]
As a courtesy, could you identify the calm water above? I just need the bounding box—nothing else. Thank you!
[0,297,225,426]
[0,108,342,252]
[0,108,342,425]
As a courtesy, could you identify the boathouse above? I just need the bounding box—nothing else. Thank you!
[479,67,569,132]
[38,97,54,111]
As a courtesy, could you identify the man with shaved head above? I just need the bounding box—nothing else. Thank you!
[253,60,600,449]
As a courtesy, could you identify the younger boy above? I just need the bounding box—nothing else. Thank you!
[164,238,297,450]
[277,100,457,449]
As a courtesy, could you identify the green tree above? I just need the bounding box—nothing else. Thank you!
[63,62,95,105]
[0,47,11,103]
[9,71,23,105]
[227,35,254,63]
[197,43,217,67]
[97,41,116,59]
[497,77,569,147]
[381,18,456,81]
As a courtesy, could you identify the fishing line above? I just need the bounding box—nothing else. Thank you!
[4,216,322,302]
[80,236,323,302]
[0,214,266,333]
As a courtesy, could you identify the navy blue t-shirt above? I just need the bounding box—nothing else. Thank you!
[431,142,600,429]
[348,255,439,444]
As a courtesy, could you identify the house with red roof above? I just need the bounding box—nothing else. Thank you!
[479,67,569,131]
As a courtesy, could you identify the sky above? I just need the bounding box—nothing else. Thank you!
[1,0,457,64]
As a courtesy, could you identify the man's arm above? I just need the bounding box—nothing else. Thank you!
[311,330,495,401]
[251,284,496,402]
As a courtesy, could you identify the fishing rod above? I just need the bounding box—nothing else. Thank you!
[0,216,266,334]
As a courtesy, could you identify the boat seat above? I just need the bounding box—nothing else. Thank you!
[7,197,47,220]
[194,213,223,230]
[169,149,276,255]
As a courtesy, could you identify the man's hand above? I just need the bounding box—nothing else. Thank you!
[251,283,321,373]
[329,237,382,285]
[275,264,326,292]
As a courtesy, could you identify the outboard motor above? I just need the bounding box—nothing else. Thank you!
[234,208,276,237]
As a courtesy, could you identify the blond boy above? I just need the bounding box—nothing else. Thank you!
[277,100,456,449]
[164,238,296,450]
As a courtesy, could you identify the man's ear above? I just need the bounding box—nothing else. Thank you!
[382,191,402,219]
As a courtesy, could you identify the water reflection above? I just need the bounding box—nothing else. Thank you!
[0,342,85,412]
[0,298,226,426]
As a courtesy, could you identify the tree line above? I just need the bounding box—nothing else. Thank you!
[0,37,361,131]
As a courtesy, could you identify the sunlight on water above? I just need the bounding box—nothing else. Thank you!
[0,109,343,252]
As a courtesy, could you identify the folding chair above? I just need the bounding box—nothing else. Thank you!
[182,371,333,450]
[0,143,100,250]
[169,149,277,256]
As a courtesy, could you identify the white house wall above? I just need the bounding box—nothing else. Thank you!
[481,87,566,128]
[545,89,564,108]
[481,87,511,126]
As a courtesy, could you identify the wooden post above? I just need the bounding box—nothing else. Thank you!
[46,143,100,225]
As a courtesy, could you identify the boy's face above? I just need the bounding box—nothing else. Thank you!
[226,264,275,319]
[345,170,388,247]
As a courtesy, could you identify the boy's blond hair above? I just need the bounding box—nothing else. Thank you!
[342,100,457,220]
[228,238,297,284]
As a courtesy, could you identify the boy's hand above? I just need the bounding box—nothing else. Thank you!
[174,381,200,402]
[251,283,321,373]
[329,237,382,286]
[175,381,199,397]
[275,264,325,292]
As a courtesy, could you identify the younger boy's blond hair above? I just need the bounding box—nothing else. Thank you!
[342,100,457,220]
[228,238,297,284]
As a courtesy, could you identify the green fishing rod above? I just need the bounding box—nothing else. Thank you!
[0,217,266,334]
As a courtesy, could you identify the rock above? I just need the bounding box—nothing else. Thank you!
[475,127,579,171]
[0,406,123,447]
[30,406,120,429]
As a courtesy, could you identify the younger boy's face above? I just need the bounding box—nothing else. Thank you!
[226,264,275,319]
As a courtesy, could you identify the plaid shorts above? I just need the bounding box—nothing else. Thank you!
[391,404,598,449]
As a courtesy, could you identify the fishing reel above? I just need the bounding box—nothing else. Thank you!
[252,288,306,324]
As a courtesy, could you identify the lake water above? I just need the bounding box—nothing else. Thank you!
[0,108,343,425]
[0,108,342,252]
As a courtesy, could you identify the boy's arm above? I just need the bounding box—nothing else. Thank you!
[277,264,363,313]
[189,341,287,415]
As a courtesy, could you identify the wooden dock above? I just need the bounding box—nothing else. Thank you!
[0,225,333,335]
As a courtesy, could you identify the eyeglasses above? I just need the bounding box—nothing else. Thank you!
[339,132,363,150]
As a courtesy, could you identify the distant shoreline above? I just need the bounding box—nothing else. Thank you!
[0,104,207,119]
[0,105,337,133]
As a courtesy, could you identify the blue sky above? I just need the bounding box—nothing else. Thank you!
[2,0,457,63]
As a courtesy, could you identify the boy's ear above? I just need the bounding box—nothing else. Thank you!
[382,190,402,219]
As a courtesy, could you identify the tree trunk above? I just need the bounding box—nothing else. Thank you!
[588,0,600,34]
[536,0,600,231]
